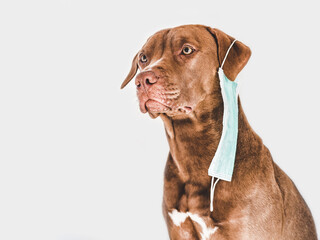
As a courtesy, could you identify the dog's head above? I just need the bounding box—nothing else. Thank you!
[121,25,251,119]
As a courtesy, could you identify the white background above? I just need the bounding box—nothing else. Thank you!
[0,0,319,239]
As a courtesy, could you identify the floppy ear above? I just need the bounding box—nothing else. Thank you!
[207,28,251,81]
[120,53,139,89]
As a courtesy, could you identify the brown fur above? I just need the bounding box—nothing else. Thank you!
[121,24,317,240]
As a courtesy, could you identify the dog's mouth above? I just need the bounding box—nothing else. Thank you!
[140,98,193,118]
[145,99,171,112]
[144,99,170,119]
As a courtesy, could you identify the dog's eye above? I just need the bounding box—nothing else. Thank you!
[140,54,148,63]
[182,46,194,55]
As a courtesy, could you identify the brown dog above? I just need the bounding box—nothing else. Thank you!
[121,25,317,240]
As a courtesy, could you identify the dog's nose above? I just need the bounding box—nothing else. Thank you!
[135,71,158,90]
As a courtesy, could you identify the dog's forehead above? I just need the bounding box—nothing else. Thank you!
[140,29,169,53]
[141,25,212,52]
[167,25,209,41]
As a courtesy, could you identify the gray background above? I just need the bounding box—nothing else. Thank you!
[0,0,319,239]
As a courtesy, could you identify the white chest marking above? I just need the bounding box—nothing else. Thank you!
[168,209,218,240]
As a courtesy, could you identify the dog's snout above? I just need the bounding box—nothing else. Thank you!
[135,71,158,89]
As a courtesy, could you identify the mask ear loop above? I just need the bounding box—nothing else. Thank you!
[210,178,220,212]
[220,39,237,69]
[210,39,237,212]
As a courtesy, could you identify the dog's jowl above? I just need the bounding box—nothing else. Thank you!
[121,25,317,240]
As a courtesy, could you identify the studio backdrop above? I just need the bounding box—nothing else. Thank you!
[0,0,319,239]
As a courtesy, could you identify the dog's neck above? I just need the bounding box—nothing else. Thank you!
[160,95,256,183]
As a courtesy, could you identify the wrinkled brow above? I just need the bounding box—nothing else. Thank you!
[170,35,201,51]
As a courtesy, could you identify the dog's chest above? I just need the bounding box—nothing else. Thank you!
[168,209,218,240]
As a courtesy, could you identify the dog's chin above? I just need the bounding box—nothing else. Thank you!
[148,112,161,119]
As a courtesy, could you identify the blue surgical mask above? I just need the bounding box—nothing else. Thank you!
[208,40,239,211]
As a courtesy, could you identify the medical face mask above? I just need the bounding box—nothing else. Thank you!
[208,40,239,211]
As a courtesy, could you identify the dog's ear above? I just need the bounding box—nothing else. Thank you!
[207,28,251,81]
[120,53,139,89]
